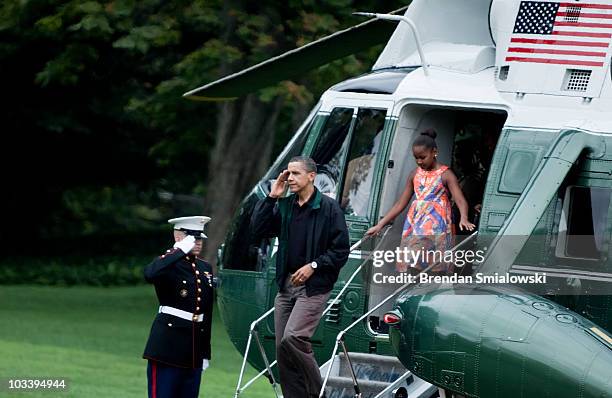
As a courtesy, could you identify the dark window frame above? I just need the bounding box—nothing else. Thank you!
[555,185,612,261]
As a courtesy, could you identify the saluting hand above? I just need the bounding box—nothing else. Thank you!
[269,170,290,198]
[174,235,196,254]
[290,264,314,286]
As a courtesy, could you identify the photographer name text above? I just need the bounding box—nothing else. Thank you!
[372,272,548,285]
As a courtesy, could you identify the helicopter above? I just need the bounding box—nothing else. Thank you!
[185,0,612,397]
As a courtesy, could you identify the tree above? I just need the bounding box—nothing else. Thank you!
[186,0,406,262]
[0,0,221,250]
[0,0,405,262]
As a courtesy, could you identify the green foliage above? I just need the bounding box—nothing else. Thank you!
[35,43,99,86]
[1,0,406,260]
[69,13,113,35]
[0,256,149,286]
[113,25,180,53]
[34,14,63,35]
[49,185,164,237]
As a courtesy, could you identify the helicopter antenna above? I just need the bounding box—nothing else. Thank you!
[354,12,429,76]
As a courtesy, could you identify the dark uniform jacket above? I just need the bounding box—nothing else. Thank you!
[142,248,214,368]
[251,187,350,296]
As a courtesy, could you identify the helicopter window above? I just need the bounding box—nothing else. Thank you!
[311,108,354,199]
[340,108,386,217]
[222,192,265,271]
[498,149,539,194]
[557,186,611,260]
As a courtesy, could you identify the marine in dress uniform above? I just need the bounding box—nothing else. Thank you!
[143,216,214,398]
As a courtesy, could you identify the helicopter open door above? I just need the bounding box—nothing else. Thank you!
[367,104,507,333]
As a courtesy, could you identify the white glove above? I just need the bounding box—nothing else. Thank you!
[173,235,196,254]
[202,359,209,372]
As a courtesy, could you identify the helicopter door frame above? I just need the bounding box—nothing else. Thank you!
[375,99,509,228]
[272,100,395,341]
[379,99,510,212]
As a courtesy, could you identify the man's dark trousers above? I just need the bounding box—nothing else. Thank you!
[274,276,331,398]
[147,360,202,398]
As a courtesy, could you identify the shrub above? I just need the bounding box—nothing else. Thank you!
[0,256,152,286]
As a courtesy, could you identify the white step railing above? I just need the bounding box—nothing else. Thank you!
[319,231,479,397]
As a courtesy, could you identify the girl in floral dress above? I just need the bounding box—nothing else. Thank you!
[366,129,475,273]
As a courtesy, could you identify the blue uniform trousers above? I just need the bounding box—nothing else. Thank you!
[147,360,202,398]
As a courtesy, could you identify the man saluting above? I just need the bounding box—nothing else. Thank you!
[251,156,350,398]
[142,216,214,398]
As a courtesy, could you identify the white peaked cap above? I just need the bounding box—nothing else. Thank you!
[168,216,211,238]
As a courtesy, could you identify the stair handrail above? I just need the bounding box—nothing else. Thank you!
[319,231,479,397]
[234,226,392,397]
[373,369,414,398]
[234,307,278,398]
[321,225,392,321]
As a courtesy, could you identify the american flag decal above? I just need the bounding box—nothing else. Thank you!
[506,1,612,67]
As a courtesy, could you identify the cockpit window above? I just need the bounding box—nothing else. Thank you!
[340,108,386,217]
[222,192,262,271]
[311,108,354,199]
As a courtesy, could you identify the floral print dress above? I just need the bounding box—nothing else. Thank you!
[398,165,453,273]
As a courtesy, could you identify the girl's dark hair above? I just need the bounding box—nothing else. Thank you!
[412,128,437,149]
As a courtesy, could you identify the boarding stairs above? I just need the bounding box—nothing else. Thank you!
[321,352,437,398]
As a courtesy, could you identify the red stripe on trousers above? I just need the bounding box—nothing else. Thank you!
[152,362,157,398]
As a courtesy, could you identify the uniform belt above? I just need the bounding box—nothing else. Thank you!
[159,306,204,322]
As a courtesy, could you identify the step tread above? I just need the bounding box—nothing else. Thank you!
[326,375,391,389]
[338,352,406,369]
[339,352,405,366]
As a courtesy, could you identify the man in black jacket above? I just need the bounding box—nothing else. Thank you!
[142,216,214,398]
[251,156,350,398]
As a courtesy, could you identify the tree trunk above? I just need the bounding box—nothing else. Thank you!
[201,0,301,265]
[202,94,283,266]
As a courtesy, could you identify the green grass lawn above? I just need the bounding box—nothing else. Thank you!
[0,285,274,397]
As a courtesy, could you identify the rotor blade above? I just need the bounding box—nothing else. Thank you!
[183,7,408,101]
